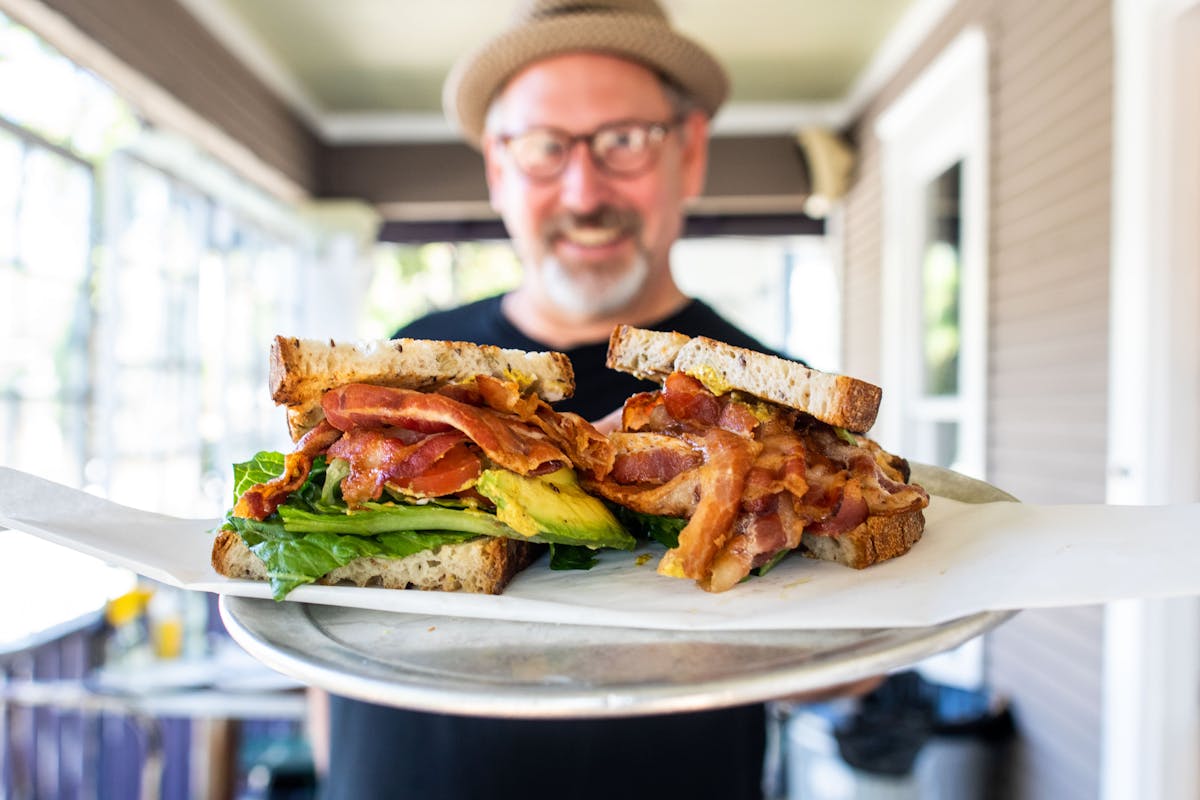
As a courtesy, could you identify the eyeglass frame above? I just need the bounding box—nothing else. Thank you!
[494,116,686,182]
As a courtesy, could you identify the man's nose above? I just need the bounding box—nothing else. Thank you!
[557,142,608,214]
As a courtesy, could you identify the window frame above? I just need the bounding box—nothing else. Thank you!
[875,27,989,481]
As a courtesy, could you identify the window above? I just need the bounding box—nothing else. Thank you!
[876,28,988,481]
[0,122,94,489]
[0,12,323,641]
[97,150,312,516]
[915,161,965,468]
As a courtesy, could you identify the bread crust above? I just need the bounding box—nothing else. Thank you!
[271,335,576,441]
[606,326,881,432]
[797,508,925,569]
[212,528,541,595]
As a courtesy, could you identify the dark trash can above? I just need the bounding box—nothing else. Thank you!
[782,671,1016,800]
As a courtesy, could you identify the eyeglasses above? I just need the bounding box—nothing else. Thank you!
[497,118,682,181]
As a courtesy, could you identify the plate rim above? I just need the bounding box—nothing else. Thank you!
[220,595,1014,718]
[218,464,1020,718]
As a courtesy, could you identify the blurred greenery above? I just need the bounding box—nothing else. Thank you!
[360,241,523,339]
[922,240,961,396]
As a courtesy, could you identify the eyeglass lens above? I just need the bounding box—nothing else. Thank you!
[506,121,670,179]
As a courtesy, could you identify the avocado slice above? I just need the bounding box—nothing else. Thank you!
[475,467,635,550]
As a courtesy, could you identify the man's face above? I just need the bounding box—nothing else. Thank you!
[482,53,708,319]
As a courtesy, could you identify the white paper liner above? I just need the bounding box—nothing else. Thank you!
[2,466,1197,631]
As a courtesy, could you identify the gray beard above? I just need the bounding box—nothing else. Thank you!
[539,252,650,319]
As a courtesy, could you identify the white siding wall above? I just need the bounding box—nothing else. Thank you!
[842,0,1113,797]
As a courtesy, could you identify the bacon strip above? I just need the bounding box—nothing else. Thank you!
[656,429,760,581]
[233,421,343,521]
[621,391,673,432]
[583,467,703,518]
[474,374,541,419]
[530,407,614,478]
[804,478,869,535]
[607,432,701,484]
[706,495,807,593]
[328,429,480,506]
[662,372,720,427]
[741,433,808,512]
[322,383,567,476]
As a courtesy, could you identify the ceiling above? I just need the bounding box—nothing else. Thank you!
[177,0,937,143]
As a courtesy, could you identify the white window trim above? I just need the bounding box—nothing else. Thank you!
[1103,1,1200,798]
[874,27,989,481]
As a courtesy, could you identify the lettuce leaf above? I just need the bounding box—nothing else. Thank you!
[548,543,599,570]
[609,504,687,548]
[277,502,516,538]
[227,517,477,600]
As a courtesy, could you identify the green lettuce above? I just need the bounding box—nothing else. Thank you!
[224,450,631,600]
[609,504,687,548]
[228,518,476,601]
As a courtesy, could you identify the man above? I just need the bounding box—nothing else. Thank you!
[324,2,775,798]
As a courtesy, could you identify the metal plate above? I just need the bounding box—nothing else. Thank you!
[219,465,1018,719]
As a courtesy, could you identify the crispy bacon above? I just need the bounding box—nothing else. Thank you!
[322,383,566,476]
[706,496,807,593]
[717,401,760,436]
[233,421,343,521]
[608,432,702,484]
[656,429,761,581]
[474,374,540,419]
[235,376,617,522]
[530,407,614,478]
[588,370,930,591]
[328,429,481,506]
[662,372,721,427]
[583,466,703,518]
[804,478,869,535]
[742,433,809,512]
[622,391,673,432]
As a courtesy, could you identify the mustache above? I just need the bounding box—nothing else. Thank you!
[541,206,642,239]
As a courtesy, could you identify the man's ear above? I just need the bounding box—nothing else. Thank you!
[679,110,711,200]
[482,134,506,213]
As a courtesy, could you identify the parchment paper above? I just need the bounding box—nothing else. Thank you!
[2,466,1197,631]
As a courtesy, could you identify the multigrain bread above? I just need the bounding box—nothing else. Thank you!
[212,528,540,594]
[798,508,925,569]
[603,326,691,381]
[607,325,882,433]
[271,335,576,440]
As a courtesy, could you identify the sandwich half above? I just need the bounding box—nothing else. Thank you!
[213,335,634,600]
[583,326,930,593]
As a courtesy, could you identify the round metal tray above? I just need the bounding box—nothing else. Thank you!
[219,465,1018,718]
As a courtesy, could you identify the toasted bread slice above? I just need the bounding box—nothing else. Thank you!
[271,335,576,440]
[797,508,925,569]
[604,326,691,381]
[607,325,881,433]
[212,528,541,595]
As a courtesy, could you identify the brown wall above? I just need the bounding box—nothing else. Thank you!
[842,1,1113,797]
[319,135,812,218]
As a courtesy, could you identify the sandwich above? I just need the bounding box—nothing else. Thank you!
[212,335,634,600]
[583,326,930,593]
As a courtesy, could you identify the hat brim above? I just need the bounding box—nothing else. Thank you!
[444,13,729,148]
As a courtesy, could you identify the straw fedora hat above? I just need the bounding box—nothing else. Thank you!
[443,0,730,147]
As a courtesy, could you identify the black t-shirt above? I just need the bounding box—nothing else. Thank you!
[399,294,773,420]
[325,295,772,800]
